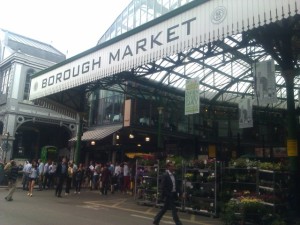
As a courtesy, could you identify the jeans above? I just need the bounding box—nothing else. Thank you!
[6,180,17,200]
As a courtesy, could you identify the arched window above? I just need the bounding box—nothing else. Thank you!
[0,67,11,95]
[23,69,35,100]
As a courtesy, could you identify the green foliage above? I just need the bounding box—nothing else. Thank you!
[167,156,184,167]
[221,200,241,225]
[258,162,286,171]
[221,199,288,225]
[138,159,157,166]
[228,158,258,168]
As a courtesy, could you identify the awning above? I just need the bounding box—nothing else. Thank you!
[69,124,122,142]
[125,153,155,159]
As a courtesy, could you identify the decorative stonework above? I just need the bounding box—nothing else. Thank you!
[211,6,227,24]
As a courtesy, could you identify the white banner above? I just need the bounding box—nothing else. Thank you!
[29,0,299,100]
[185,77,200,115]
[254,60,277,105]
[239,98,253,129]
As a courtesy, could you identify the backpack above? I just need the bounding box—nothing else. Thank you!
[76,170,83,180]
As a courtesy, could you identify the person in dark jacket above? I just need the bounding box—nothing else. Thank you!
[5,160,19,201]
[55,157,67,197]
[101,164,111,195]
[74,163,84,194]
[153,162,183,225]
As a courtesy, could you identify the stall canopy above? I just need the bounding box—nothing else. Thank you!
[69,124,122,142]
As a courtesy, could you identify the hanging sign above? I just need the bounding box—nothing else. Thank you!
[254,60,277,105]
[287,139,298,157]
[185,77,200,115]
[238,98,253,129]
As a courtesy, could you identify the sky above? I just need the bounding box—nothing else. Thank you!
[0,0,132,58]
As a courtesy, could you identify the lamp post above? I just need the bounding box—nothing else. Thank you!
[3,132,10,164]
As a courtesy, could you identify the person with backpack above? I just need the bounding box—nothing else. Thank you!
[4,160,19,201]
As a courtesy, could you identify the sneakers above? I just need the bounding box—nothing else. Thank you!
[5,197,13,201]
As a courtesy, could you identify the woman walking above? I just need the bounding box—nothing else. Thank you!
[65,161,73,195]
[28,160,38,197]
[74,163,84,194]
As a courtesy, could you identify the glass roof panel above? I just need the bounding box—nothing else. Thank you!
[95,1,299,109]
[98,0,195,44]
[8,32,62,55]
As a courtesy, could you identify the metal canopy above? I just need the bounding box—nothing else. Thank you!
[32,1,300,114]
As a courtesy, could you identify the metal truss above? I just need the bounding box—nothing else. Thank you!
[39,16,300,115]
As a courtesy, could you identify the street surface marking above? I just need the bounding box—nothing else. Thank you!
[79,205,100,210]
[112,198,127,207]
[146,207,155,213]
[191,214,196,221]
[82,201,219,225]
[131,214,174,224]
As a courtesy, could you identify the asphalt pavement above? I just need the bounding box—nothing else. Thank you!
[0,182,224,225]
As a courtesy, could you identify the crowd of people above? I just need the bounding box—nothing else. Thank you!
[14,158,135,198]
[2,158,184,224]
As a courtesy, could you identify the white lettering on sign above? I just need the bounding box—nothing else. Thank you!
[29,0,298,100]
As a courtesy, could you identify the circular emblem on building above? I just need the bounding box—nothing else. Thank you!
[34,82,38,91]
[211,6,227,24]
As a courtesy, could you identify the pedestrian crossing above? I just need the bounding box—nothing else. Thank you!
[79,198,223,225]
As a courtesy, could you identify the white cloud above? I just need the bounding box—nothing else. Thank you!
[0,0,131,57]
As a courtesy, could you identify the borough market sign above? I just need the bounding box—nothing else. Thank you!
[30,0,298,100]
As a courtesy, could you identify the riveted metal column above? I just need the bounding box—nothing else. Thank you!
[74,89,86,165]
[74,114,83,165]
[284,70,298,168]
[157,107,164,150]
[283,69,299,215]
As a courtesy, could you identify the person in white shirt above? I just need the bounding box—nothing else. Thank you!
[113,162,122,192]
[22,161,32,191]
[122,162,130,193]
[153,162,183,225]
[43,161,50,189]
[48,161,57,188]
[71,161,78,188]
[38,159,44,191]
[28,160,38,197]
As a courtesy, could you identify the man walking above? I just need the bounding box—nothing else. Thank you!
[22,160,31,190]
[4,160,19,201]
[55,157,67,197]
[153,162,183,225]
